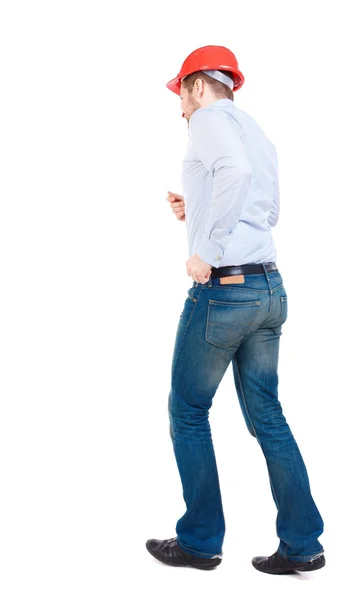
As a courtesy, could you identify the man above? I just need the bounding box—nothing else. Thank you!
[146,45,325,574]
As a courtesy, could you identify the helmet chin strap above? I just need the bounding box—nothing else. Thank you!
[201,69,234,90]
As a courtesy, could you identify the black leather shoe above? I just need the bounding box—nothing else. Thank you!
[252,551,326,574]
[146,537,222,570]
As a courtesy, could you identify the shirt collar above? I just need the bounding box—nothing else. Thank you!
[207,98,235,108]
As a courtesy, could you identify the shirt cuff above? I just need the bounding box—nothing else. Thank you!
[196,238,224,268]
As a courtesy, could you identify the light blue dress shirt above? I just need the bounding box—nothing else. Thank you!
[181,98,280,268]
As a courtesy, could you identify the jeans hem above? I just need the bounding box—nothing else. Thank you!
[176,538,222,559]
[278,549,325,562]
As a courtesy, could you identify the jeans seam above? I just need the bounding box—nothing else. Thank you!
[233,356,280,509]
[172,286,202,383]
[233,356,259,441]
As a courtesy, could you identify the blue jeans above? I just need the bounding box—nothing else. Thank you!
[168,264,324,561]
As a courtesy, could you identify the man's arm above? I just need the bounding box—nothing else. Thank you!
[268,148,280,227]
[189,108,252,268]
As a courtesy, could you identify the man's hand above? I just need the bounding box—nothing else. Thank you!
[167,191,185,221]
[186,253,212,284]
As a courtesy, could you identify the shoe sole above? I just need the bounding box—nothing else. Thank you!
[252,555,326,575]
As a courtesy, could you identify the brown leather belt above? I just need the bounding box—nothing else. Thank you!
[210,262,278,278]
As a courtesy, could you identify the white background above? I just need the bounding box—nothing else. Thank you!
[0,1,345,598]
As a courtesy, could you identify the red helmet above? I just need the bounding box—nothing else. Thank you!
[166,45,245,95]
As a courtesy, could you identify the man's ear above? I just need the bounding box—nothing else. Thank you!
[194,78,204,96]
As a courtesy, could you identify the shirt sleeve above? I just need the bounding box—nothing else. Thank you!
[189,108,252,268]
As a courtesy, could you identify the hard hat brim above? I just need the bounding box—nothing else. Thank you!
[166,71,245,95]
[166,76,181,95]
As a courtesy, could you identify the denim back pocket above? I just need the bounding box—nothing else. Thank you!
[205,299,261,348]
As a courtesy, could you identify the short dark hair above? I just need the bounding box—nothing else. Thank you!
[181,69,234,101]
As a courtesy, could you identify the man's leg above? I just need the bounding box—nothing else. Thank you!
[168,284,239,559]
[232,325,324,561]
